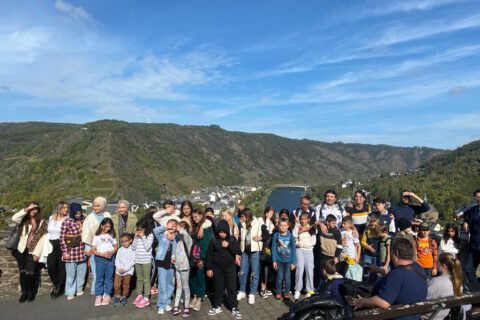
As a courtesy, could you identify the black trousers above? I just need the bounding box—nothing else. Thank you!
[47,240,66,287]
[12,249,42,294]
[212,265,237,309]
[12,249,40,275]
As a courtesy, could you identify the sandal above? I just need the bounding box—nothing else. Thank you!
[183,308,190,318]
[173,306,181,316]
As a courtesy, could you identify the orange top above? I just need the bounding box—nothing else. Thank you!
[416,237,433,268]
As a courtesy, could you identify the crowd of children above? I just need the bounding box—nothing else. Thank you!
[9,188,477,320]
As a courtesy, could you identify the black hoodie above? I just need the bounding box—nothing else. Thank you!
[205,219,241,271]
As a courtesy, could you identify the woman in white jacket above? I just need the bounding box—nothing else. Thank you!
[237,208,263,305]
[11,202,49,303]
[81,197,111,295]
[258,207,275,299]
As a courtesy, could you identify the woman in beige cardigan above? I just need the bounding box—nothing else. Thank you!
[12,202,49,303]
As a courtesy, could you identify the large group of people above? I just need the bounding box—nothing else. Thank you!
[8,188,480,320]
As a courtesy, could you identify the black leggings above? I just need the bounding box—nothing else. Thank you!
[47,240,66,287]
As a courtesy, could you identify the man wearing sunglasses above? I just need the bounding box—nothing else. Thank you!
[390,190,430,231]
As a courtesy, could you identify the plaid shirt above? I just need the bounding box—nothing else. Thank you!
[60,218,86,262]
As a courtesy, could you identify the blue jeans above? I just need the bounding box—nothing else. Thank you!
[464,248,480,283]
[239,251,260,295]
[363,255,378,282]
[65,261,87,296]
[157,267,175,310]
[423,268,433,280]
[85,244,96,295]
[276,261,291,295]
[94,256,114,297]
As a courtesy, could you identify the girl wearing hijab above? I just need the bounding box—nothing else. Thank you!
[81,197,111,295]
[60,202,87,300]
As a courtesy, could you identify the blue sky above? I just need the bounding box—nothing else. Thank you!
[1,0,479,149]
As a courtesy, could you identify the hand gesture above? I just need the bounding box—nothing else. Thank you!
[206,270,213,278]
[198,260,204,270]
[252,235,262,241]
[117,268,125,274]
[33,255,40,262]
[432,268,437,276]
[172,256,176,265]
[235,255,241,266]
[290,264,296,271]
[273,262,278,270]
[63,253,70,260]
[221,240,229,248]
[351,295,363,310]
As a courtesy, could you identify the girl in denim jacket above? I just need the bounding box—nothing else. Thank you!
[153,219,178,315]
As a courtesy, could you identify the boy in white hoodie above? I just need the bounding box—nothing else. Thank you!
[113,233,135,307]
[293,212,317,300]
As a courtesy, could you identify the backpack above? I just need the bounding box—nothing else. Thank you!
[288,292,353,320]
[190,241,202,268]
[338,279,375,306]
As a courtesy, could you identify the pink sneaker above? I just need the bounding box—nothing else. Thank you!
[101,295,111,306]
[94,296,102,306]
[136,297,150,308]
[133,295,143,305]
[150,287,158,295]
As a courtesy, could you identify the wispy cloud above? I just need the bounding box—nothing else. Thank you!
[54,0,95,24]
[0,27,50,62]
[362,0,468,17]
[370,13,480,47]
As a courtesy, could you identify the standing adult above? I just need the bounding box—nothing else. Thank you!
[390,190,430,230]
[47,201,69,299]
[60,202,87,300]
[314,189,345,228]
[289,195,315,227]
[11,202,49,303]
[237,208,263,305]
[462,188,480,283]
[352,238,428,320]
[81,197,111,295]
[111,200,138,244]
[259,206,275,298]
[345,190,370,236]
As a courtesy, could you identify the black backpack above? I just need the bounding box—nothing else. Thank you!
[288,292,353,320]
[339,279,375,306]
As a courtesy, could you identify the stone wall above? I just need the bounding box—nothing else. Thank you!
[0,231,52,299]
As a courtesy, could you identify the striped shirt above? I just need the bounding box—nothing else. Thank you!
[345,204,370,226]
[132,233,154,264]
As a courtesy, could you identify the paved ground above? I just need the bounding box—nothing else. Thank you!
[0,291,292,320]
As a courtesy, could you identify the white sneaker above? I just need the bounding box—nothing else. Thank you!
[237,291,246,301]
[294,291,301,300]
[208,307,223,316]
[232,308,243,320]
[248,294,255,305]
[165,305,172,312]
[158,309,165,315]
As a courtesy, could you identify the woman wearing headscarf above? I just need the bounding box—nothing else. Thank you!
[111,200,138,244]
[81,197,111,295]
[60,202,87,300]
[11,202,49,303]
[47,201,69,299]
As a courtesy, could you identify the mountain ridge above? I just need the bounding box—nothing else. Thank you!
[0,120,445,208]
